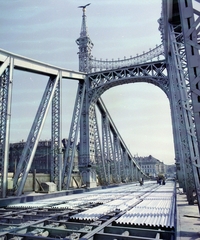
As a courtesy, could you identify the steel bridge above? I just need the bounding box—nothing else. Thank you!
[0,0,200,216]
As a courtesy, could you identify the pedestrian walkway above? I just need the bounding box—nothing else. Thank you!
[176,190,200,239]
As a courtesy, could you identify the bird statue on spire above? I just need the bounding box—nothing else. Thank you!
[78,3,91,9]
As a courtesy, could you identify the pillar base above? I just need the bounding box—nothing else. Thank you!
[80,167,97,188]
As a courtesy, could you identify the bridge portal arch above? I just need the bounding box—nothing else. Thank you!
[87,61,169,104]
[75,0,200,208]
[78,62,173,186]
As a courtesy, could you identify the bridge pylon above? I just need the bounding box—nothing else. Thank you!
[74,0,200,211]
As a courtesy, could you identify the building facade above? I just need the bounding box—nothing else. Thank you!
[135,155,168,178]
[9,140,79,174]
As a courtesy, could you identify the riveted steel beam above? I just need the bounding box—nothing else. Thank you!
[51,71,62,190]
[0,57,14,198]
[0,49,85,80]
[62,81,86,190]
[13,74,60,196]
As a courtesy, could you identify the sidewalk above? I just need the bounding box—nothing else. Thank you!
[176,191,200,239]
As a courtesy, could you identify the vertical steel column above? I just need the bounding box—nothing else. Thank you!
[13,75,60,196]
[169,70,186,190]
[51,71,62,190]
[122,150,129,183]
[79,96,98,187]
[168,59,187,191]
[79,90,96,169]
[126,153,132,182]
[62,81,85,190]
[160,0,187,193]
[126,152,131,181]
[119,147,127,183]
[132,164,137,181]
[130,161,134,182]
[79,96,89,168]
[102,114,112,184]
[93,107,107,185]
[0,57,14,198]
[178,0,200,210]
[113,135,122,183]
[110,133,119,183]
[168,23,197,204]
[107,122,118,183]
[135,165,139,182]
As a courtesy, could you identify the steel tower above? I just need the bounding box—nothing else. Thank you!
[74,0,200,210]
[76,3,93,73]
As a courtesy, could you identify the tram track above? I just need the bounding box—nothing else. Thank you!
[0,181,176,240]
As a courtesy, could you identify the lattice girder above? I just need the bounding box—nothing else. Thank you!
[96,98,146,183]
[113,135,122,183]
[169,75,187,191]
[87,61,169,103]
[62,81,85,190]
[171,63,195,197]
[51,74,61,190]
[79,100,96,168]
[101,114,115,184]
[13,75,60,196]
[0,58,13,198]
[93,106,107,184]
[0,69,9,197]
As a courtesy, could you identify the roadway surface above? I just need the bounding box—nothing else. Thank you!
[0,180,198,239]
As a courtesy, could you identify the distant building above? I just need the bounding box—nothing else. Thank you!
[135,155,168,177]
[9,140,52,173]
[9,139,79,174]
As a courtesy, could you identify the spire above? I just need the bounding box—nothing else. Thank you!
[76,3,93,73]
[79,3,90,37]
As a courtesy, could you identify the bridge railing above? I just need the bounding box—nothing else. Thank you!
[90,44,164,72]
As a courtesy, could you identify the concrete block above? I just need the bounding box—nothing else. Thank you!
[41,182,57,193]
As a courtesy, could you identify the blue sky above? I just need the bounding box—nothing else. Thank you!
[0,0,175,165]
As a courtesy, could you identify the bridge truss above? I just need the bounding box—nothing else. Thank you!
[0,0,199,212]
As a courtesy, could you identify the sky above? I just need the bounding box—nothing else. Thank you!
[0,0,175,165]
